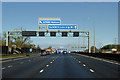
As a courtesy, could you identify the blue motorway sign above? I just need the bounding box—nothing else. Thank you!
[30,49,32,52]
[39,20,60,24]
[40,26,46,30]
[48,25,77,30]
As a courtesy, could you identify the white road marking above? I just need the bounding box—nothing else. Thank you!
[50,62,53,63]
[115,63,119,65]
[83,64,86,67]
[97,59,102,60]
[2,67,6,70]
[28,60,31,61]
[1,60,12,63]
[8,65,12,68]
[80,54,120,65]
[13,57,28,61]
[46,65,49,67]
[53,60,54,61]
[14,58,24,61]
[40,69,44,73]
[1,57,29,63]
[79,61,81,63]
[90,69,94,72]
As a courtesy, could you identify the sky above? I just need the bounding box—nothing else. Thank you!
[2,2,118,50]
[1,0,120,2]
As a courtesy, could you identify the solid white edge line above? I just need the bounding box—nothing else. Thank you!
[20,62,24,64]
[79,54,120,65]
[2,57,29,63]
[2,67,6,70]
[8,65,12,68]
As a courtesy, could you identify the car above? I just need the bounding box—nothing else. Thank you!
[46,51,51,55]
[68,51,71,53]
[63,51,67,54]
[41,51,47,56]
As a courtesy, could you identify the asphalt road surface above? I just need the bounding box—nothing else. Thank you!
[2,53,120,79]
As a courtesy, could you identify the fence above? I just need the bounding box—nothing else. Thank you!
[1,46,41,56]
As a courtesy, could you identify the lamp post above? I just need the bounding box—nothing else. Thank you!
[93,24,95,53]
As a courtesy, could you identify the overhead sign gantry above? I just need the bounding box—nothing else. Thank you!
[6,17,91,53]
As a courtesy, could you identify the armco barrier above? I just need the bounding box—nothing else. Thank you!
[72,52,120,61]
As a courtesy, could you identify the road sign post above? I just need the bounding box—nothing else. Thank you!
[6,31,9,54]
[30,48,32,53]
[88,31,91,53]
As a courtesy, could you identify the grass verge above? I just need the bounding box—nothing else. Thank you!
[1,53,40,59]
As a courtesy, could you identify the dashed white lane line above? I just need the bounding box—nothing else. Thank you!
[90,69,94,72]
[8,65,12,68]
[2,67,6,70]
[46,65,49,67]
[53,60,54,61]
[50,62,53,63]
[72,56,95,73]
[40,69,44,73]
[83,64,86,67]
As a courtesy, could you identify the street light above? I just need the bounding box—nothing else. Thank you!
[93,24,95,53]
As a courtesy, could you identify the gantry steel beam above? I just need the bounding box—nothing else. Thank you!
[6,30,91,53]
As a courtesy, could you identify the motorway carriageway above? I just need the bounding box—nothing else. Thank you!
[1,53,120,78]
